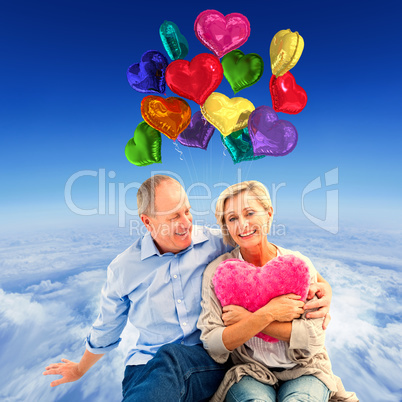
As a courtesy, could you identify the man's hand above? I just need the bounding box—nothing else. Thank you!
[43,359,84,387]
[222,305,251,326]
[305,281,332,330]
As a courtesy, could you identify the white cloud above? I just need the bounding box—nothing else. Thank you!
[0,269,126,402]
[0,226,136,288]
[0,223,401,401]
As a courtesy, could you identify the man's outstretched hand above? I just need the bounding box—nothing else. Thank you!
[43,359,84,387]
[43,350,104,387]
[305,281,332,330]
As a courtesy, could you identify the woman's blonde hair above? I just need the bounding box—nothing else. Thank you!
[215,181,272,246]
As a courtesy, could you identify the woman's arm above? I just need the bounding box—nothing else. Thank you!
[222,305,292,342]
[222,273,333,340]
[221,294,304,351]
[197,255,304,358]
[288,296,326,357]
[197,254,237,363]
[222,300,326,357]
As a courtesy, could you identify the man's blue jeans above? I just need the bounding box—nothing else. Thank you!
[122,343,231,401]
[226,375,331,402]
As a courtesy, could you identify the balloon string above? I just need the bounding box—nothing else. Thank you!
[222,142,228,157]
[173,141,184,161]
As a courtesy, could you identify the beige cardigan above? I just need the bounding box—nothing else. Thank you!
[197,247,358,402]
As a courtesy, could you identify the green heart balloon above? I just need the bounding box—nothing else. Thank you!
[222,128,265,164]
[125,121,162,166]
[221,50,264,94]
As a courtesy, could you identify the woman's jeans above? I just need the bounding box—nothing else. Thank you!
[122,343,231,402]
[226,375,331,402]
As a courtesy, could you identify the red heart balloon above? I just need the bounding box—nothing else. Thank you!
[269,72,307,114]
[141,96,191,140]
[165,53,223,105]
[213,254,311,342]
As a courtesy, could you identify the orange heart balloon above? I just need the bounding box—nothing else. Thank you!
[141,96,192,140]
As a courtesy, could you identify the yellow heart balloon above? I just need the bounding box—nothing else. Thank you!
[200,92,255,136]
[270,29,304,77]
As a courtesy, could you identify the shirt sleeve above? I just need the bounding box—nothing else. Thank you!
[197,255,232,364]
[288,252,325,356]
[85,264,130,354]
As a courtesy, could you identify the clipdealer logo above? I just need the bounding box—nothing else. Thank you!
[64,168,339,234]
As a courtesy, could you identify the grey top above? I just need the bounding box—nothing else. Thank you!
[197,246,358,402]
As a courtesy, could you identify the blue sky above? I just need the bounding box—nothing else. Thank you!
[0,3,401,400]
[1,0,401,232]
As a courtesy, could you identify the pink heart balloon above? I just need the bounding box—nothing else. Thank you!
[194,10,251,58]
[213,254,310,342]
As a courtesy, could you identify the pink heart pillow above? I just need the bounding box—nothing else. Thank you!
[213,254,310,342]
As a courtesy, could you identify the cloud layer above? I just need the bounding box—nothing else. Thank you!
[0,223,401,401]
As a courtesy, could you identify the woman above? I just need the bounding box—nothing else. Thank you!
[197,181,358,402]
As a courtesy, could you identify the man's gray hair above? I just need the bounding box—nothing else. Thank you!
[137,175,179,217]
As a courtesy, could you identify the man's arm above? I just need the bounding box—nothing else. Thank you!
[43,264,130,386]
[304,273,332,329]
[43,350,104,387]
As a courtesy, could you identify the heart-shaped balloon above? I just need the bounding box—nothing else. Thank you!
[201,92,255,136]
[159,20,189,61]
[125,121,162,166]
[222,50,264,94]
[213,254,310,342]
[194,10,251,58]
[127,50,168,94]
[222,128,265,164]
[248,105,298,156]
[177,111,215,150]
[269,72,307,114]
[270,29,304,77]
[165,53,223,105]
[141,96,192,140]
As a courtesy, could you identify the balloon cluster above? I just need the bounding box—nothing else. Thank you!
[125,10,307,166]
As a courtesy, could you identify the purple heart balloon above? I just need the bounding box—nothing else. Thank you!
[177,111,215,150]
[127,50,168,94]
[248,105,298,156]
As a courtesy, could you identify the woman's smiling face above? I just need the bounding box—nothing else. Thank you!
[223,190,273,248]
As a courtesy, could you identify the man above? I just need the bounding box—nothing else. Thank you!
[43,175,331,401]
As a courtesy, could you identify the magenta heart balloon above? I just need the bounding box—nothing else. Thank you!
[213,254,310,342]
[177,111,215,150]
[194,10,251,58]
[248,105,298,157]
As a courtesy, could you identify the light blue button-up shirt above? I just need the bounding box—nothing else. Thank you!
[86,225,232,366]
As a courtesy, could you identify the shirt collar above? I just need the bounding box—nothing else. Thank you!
[140,226,209,261]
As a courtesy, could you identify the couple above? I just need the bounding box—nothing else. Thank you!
[44,175,357,401]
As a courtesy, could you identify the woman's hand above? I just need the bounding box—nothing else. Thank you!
[262,294,305,322]
[222,305,251,326]
[43,359,84,387]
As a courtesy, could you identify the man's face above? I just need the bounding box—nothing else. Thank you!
[141,181,193,254]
